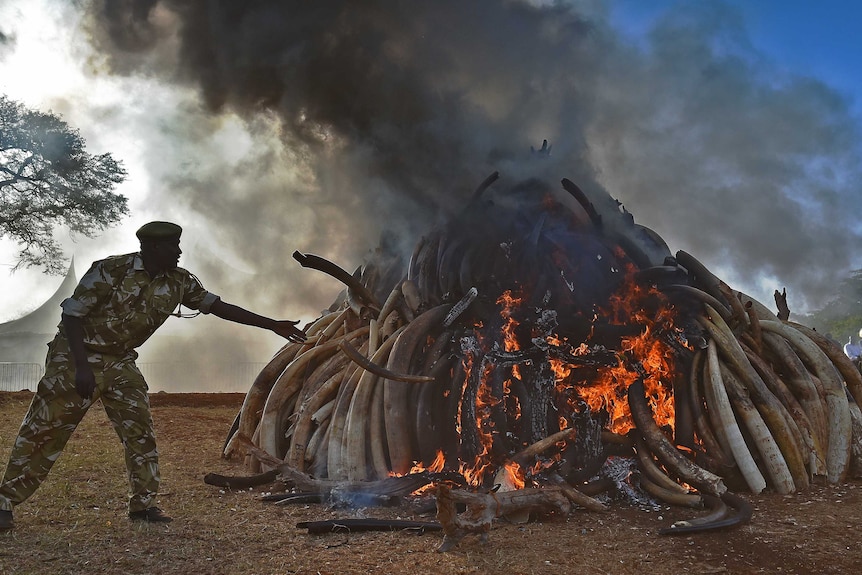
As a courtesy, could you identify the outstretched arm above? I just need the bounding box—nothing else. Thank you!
[209,300,306,343]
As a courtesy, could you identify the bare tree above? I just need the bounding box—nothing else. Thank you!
[0,95,128,273]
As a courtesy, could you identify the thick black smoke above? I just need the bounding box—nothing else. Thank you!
[82,0,862,318]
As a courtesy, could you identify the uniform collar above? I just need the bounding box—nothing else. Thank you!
[132,253,147,271]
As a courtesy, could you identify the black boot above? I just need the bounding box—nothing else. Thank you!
[0,510,14,530]
[128,507,172,523]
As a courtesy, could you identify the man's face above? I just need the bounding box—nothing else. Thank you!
[145,238,182,272]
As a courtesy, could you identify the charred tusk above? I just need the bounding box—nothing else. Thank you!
[661,284,732,322]
[638,474,703,508]
[675,250,726,305]
[658,494,728,533]
[204,469,279,490]
[634,435,690,494]
[293,251,381,310]
[470,171,500,203]
[628,377,727,497]
[560,178,602,227]
[511,428,577,466]
[546,474,609,512]
[296,518,443,534]
[660,491,752,535]
[443,287,478,327]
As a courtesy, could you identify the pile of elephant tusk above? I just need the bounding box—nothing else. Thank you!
[213,173,862,547]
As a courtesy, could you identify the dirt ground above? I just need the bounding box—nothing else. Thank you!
[0,390,860,575]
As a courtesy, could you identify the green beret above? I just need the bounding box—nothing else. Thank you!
[136,221,182,241]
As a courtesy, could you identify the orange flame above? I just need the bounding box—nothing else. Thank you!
[501,460,526,490]
[584,272,677,434]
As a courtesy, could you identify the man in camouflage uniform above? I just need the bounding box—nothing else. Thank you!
[0,221,306,530]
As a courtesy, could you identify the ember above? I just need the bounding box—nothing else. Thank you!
[213,172,862,549]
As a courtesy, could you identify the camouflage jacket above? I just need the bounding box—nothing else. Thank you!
[59,253,220,355]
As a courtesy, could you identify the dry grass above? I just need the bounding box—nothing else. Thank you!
[1,391,862,575]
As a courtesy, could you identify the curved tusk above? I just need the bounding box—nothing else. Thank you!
[339,339,434,383]
[702,339,766,494]
[760,320,852,483]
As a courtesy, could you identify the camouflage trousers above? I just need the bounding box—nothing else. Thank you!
[0,335,159,513]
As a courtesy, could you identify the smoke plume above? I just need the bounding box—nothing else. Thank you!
[0,0,840,390]
[79,0,862,317]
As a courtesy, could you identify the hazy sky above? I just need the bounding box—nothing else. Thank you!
[2,0,862,375]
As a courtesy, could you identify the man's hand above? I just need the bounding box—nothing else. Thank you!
[272,320,307,343]
[74,364,97,400]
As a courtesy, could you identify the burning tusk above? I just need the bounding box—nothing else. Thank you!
[511,428,576,466]
[628,374,727,497]
[638,474,703,508]
[661,284,732,323]
[634,435,690,495]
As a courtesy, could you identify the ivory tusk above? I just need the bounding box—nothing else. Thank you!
[628,377,727,497]
[258,325,369,461]
[339,339,434,383]
[384,304,453,475]
[702,339,766,494]
[698,305,801,492]
[760,320,851,483]
[343,327,405,481]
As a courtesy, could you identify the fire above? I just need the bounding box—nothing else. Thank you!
[536,269,677,436]
[582,274,678,434]
[500,460,526,490]
[408,449,446,475]
[425,260,679,489]
[498,290,522,352]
